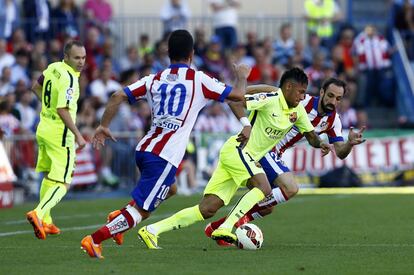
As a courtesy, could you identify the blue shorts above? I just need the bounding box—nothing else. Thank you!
[259,151,290,188]
[131,151,177,212]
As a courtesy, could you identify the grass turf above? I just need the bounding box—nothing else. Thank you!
[0,193,413,275]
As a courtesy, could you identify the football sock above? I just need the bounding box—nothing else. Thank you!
[219,187,265,230]
[257,187,288,207]
[92,205,142,244]
[35,179,67,220]
[210,217,226,230]
[38,178,55,224]
[148,205,204,235]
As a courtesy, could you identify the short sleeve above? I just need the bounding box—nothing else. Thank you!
[245,92,276,111]
[200,72,232,102]
[294,104,314,133]
[124,75,151,104]
[56,71,74,109]
[326,115,344,143]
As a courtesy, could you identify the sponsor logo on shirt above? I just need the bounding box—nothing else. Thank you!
[66,88,74,100]
[265,127,283,140]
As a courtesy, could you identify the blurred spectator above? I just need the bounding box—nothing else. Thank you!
[89,64,122,105]
[0,98,20,137]
[202,35,225,79]
[337,97,358,129]
[194,28,208,57]
[394,0,414,59]
[0,0,20,40]
[22,0,51,43]
[153,40,170,72]
[245,31,259,57]
[304,51,327,95]
[83,0,113,32]
[14,89,37,133]
[209,0,240,51]
[247,46,279,85]
[160,0,191,36]
[272,23,296,68]
[233,44,255,67]
[138,34,153,59]
[304,0,343,47]
[0,67,13,96]
[100,38,120,76]
[119,44,141,72]
[353,25,395,107]
[7,28,31,54]
[10,49,30,86]
[303,32,329,67]
[47,38,63,63]
[52,0,80,41]
[194,101,240,133]
[0,39,15,76]
[84,26,102,81]
[331,27,356,80]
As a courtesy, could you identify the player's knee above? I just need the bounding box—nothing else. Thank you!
[283,181,299,199]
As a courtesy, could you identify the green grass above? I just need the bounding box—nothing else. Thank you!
[0,193,413,275]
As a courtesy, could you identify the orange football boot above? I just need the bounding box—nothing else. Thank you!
[26,210,46,240]
[43,222,61,235]
[81,235,104,259]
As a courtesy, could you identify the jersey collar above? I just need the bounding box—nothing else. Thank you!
[169,63,189,69]
[61,60,80,77]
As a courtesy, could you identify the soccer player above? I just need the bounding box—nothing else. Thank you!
[80,29,251,258]
[26,41,87,239]
[205,77,366,246]
[137,67,333,249]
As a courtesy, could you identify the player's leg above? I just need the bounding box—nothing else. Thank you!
[107,183,178,245]
[138,159,236,249]
[82,152,176,257]
[210,146,271,243]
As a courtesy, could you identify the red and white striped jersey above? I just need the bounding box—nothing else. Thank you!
[353,31,391,70]
[124,63,232,167]
[275,94,344,156]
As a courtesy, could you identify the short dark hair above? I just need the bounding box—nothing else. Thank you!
[167,29,194,61]
[321,77,347,94]
[64,40,84,56]
[279,67,308,88]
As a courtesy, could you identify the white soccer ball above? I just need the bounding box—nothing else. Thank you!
[235,223,264,250]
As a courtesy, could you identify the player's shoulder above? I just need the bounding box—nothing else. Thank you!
[43,62,66,80]
[246,89,280,102]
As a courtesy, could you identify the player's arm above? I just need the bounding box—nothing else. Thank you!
[245,84,277,95]
[333,127,366,159]
[31,75,44,100]
[92,90,128,148]
[57,107,86,150]
[226,63,251,102]
[303,131,332,156]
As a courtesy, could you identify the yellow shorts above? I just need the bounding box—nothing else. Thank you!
[35,134,75,184]
[204,138,264,205]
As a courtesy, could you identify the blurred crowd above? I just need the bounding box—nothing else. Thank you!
[0,0,413,193]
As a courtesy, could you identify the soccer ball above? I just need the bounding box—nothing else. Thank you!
[235,223,263,250]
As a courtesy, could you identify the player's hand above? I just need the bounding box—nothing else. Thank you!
[320,142,333,157]
[92,125,117,149]
[75,134,87,150]
[347,126,366,146]
[233,63,251,79]
[236,125,251,149]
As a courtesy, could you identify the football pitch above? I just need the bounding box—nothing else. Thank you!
[1,192,413,274]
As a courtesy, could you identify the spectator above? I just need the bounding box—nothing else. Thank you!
[272,23,296,68]
[304,51,327,95]
[119,44,141,72]
[0,67,13,96]
[202,35,225,79]
[14,89,37,133]
[353,25,394,107]
[304,0,343,47]
[138,34,153,59]
[209,0,240,51]
[337,97,358,129]
[52,0,81,41]
[89,64,122,105]
[22,0,52,43]
[160,0,191,36]
[83,0,113,32]
[331,27,356,80]
[245,31,259,57]
[247,46,279,85]
[394,0,414,59]
[0,0,20,40]
[7,28,31,54]
[0,98,20,137]
[152,40,170,72]
[303,32,329,68]
[0,39,15,77]
[194,101,239,133]
[10,49,30,86]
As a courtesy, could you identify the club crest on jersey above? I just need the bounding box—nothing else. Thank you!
[319,121,328,130]
[289,112,297,123]
[167,74,178,81]
[66,87,74,100]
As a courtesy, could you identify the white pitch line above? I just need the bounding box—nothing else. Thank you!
[3,213,107,225]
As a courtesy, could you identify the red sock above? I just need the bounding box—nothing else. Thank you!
[210,216,226,230]
[91,208,134,244]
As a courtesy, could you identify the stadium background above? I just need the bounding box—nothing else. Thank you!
[0,0,413,209]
